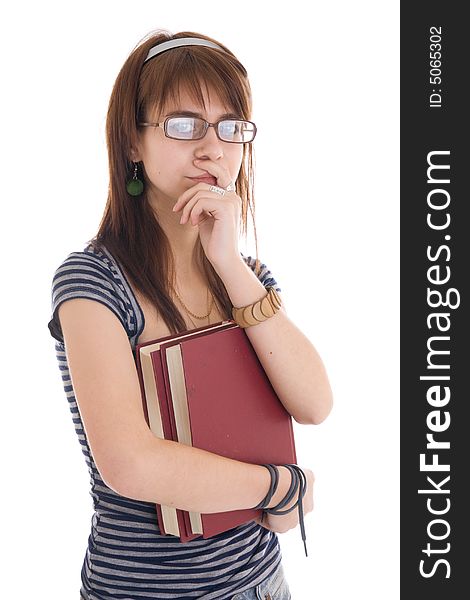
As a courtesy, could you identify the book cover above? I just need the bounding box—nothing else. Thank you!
[135,321,236,540]
[136,320,297,542]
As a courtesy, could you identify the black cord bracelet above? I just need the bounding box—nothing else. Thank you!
[255,464,309,557]
[265,465,300,513]
[254,464,279,512]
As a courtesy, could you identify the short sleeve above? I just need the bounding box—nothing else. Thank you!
[48,251,129,345]
[241,254,281,293]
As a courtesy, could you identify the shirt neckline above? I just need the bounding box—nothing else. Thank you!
[90,244,250,350]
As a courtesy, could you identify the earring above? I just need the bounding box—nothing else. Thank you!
[126,162,144,196]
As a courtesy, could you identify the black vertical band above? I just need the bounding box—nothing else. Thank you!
[401,2,468,596]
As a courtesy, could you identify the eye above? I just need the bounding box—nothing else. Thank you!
[219,121,238,136]
[172,118,194,133]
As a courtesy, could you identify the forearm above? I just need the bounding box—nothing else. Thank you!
[119,434,292,513]
[215,256,333,424]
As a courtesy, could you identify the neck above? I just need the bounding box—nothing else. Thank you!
[147,189,204,279]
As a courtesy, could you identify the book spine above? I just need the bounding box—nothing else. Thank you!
[153,350,179,442]
[151,350,201,543]
[134,349,150,426]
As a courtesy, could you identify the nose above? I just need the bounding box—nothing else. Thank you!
[195,123,224,161]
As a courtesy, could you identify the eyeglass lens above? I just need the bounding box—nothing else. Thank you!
[165,117,255,143]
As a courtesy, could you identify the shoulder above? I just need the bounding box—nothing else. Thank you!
[50,242,125,306]
[240,252,282,293]
[48,242,133,345]
[51,243,112,279]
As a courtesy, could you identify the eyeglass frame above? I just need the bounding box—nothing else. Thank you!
[138,115,257,144]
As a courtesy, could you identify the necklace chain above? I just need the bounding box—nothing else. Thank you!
[173,286,215,320]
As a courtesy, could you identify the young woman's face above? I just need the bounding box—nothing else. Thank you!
[134,85,245,205]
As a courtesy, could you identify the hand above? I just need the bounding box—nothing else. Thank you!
[254,467,314,534]
[172,159,241,269]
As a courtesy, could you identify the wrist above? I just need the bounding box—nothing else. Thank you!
[215,256,267,309]
[266,466,297,510]
[211,253,245,279]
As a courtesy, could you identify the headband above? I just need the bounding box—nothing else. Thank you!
[144,37,225,64]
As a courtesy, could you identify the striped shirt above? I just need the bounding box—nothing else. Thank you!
[48,242,283,600]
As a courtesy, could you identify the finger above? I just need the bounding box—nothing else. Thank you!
[179,190,221,224]
[180,195,202,224]
[181,187,237,225]
[173,182,209,213]
[188,203,217,227]
[193,159,233,189]
[188,198,233,226]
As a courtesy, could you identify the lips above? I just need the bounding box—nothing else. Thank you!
[188,175,218,185]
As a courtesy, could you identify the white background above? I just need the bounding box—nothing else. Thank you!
[0,1,399,598]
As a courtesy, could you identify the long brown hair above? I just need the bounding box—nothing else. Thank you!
[89,29,260,335]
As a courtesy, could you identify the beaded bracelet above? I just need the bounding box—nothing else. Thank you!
[255,464,308,557]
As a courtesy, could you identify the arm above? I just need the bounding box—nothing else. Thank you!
[58,297,295,511]
[172,163,332,424]
[214,256,333,425]
[131,432,296,513]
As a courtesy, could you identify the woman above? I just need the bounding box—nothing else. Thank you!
[48,29,333,600]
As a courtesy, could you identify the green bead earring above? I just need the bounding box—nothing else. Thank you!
[126,162,144,196]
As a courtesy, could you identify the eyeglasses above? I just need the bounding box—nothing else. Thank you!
[138,116,257,143]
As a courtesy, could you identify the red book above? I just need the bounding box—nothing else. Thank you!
[135,320,297,542]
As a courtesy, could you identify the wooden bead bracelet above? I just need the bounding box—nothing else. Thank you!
[231,286,282,329]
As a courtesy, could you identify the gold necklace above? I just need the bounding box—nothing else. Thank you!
[173,286,215,320]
